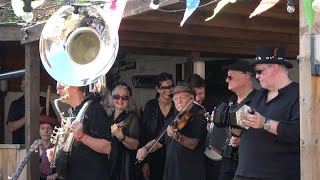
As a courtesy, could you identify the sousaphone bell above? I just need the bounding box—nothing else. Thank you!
[39,3,119,86]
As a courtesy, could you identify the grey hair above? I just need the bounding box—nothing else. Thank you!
[107,84,140,117]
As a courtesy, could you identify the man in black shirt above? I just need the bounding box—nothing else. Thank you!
[218,60,257,180]
[50,82,112,180]
[233,46,300,180]
[6,78,56,144]
[136,86,207,180]
[186,73,221,180]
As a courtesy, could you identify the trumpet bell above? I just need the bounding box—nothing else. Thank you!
[39,4,119,86]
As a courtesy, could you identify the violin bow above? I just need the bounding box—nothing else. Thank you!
[135,100,193,164]
[192,101,211,122]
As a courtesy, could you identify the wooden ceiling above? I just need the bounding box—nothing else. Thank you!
[119,0,299,59]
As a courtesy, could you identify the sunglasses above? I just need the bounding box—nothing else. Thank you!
[159,84,174,90]
[255,65,272,75]
[112,94,129,101]
[225,73,245,81]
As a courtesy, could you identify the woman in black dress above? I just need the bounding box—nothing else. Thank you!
[140,72,175,180]
[108,82,141,180]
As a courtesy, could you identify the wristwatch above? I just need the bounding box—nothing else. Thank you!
[263,117,271,130]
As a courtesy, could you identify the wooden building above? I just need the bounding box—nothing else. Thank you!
[0,0,318,179]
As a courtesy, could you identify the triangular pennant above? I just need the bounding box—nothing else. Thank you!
[206,0,236,21]
[180,0,200,26]
[304,0,315,29]
[103,0,128,31]
[249,0,279,18]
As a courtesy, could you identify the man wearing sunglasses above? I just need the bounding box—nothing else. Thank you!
[217,60,257,180]
[47,82,112,180]
[232,46,300,180]
[137,85,207,180]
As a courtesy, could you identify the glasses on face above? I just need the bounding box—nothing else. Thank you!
[172,95,191,102]
[56,85,66,90]
[113,94,129,101]
[159,84,174,90]
[255,65,272,75]
[225,73,245,81]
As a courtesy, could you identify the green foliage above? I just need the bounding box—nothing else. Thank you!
[0,0,22,23]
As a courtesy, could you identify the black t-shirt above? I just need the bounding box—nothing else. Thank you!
[65,93,111,180]
[236,82,300,179]
[159,107,207,180]
[6,95,56,144]
[220,89,257,174]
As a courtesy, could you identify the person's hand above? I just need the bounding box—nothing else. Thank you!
[46,173,58,180]
[70,121,84,139]
[166,125,178,140]
[142,163,150,180]
[136,147,148,161]
[229,136,240,147]
[111,124,124,140]
[242,111,265,129]
[46,147,54,163]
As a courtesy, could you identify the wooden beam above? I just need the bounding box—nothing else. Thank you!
[127,10,299,34]
[21,23,45,44]
[120,20,299,43]
[119,31,299,58]
[299,0,320,178]
[0,23,23,41]
[119,30,298,48]
[24,41,40,180]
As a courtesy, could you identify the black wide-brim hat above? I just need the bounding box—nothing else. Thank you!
[223,60,255,74]
[250,46,293,69]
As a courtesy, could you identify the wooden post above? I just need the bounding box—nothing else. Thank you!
[300,1,320,180]
[24,41,40,180]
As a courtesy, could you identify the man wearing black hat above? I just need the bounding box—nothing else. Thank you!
[209,60,257,180]
[233,46,300,180]
[136,86,207,180]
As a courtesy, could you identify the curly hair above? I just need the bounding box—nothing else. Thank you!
[155,72,174,88]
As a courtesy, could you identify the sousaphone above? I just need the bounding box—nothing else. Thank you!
[39,3,119,86]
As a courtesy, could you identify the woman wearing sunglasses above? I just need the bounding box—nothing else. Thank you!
[140,72,176,180]
[108,82,141,180]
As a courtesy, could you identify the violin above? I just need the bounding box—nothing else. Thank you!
[173,111,192,130]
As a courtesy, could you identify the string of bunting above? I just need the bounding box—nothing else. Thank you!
[141,0,300,27]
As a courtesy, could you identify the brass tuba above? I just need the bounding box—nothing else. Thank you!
[39,3,119,86]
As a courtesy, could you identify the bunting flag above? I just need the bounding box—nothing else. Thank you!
[304,0,315,29]
[103,0,128,31]
[249,0,279,18]
[180,0,200,26]
[205,0,236,21]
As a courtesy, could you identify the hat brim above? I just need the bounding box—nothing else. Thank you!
[170,89,196,98]
[40,115,60,127]
[250,60,293,69]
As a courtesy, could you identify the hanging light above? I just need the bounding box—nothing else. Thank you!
[287,0,295,13]
[313,0,320,12]
[11,0,44,22]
